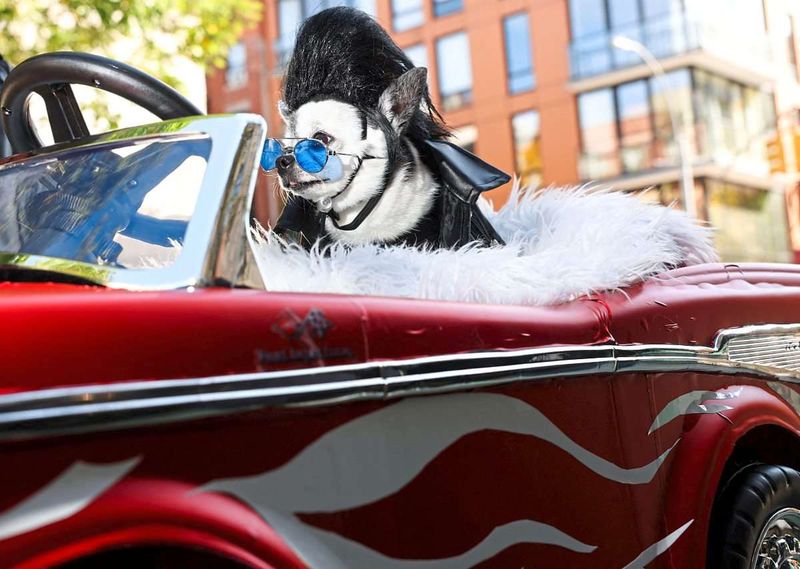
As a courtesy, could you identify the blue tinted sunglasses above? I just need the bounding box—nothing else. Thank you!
[261,137,383,174]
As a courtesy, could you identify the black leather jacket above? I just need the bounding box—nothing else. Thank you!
[274,140,509,249]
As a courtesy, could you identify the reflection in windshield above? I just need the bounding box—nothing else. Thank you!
[0,135,211,269]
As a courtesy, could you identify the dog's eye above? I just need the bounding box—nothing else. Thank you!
[313,131,333,145]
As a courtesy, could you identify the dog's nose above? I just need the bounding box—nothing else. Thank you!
[276,155,295,171]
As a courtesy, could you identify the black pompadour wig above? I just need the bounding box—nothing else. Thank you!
[282,7,450,146]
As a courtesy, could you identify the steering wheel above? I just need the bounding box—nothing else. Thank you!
[0,51,202,153]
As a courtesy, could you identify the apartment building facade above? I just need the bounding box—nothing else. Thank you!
[206,0,800,262]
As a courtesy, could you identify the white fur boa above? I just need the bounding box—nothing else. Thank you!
[252,185,718,306]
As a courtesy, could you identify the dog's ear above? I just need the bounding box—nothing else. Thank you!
[378,67,427,134]
[278,100,293,125]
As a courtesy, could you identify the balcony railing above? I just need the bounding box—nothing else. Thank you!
[569,13,772,81]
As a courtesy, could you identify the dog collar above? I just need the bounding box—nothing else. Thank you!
[324,154,387,232]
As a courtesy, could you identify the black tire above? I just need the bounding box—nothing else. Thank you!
[711,464,800,568]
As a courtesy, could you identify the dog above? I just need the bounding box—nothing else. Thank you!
[270,7,507,250]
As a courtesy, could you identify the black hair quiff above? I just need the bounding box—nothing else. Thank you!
[282,7,449,144]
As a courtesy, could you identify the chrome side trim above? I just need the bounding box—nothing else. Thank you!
[5,323,800,440]
[714,324,800,377]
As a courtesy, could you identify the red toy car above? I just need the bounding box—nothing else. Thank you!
[0,53,800,569]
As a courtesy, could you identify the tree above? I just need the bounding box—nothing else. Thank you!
[0,0,263,128]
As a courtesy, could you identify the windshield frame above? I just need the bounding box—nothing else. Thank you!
[0,114,266,290]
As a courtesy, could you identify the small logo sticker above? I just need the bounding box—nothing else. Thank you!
[259,308,352,367]
[271,308,333,342]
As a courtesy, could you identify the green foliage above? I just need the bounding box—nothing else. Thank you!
[0,0,262,85]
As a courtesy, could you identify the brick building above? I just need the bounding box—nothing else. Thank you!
[207,0,800,262]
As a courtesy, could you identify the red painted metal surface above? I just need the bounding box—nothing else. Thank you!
[3,264,800,567]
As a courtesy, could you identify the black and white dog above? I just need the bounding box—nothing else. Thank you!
[272,7,507,249]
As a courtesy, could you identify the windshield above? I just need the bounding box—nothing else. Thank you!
[0,134,211,270]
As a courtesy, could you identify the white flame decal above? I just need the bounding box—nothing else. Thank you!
[202,392,677,567]
[204,392,674,513]
[260,509,596,569]
[0,457,140,541]
[648,388,742,434]
[620,520,693,569]
[0,387,716,565]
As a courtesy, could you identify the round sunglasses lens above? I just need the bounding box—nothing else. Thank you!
[260,139,283,171]
[295,139,328,173]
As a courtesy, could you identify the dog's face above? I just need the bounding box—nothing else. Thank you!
[275,99,387,204]
[275,68,428,211]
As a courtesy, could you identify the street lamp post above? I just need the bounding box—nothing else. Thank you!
[611,35,697,219]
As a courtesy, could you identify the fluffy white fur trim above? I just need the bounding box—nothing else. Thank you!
[252,185,718,306]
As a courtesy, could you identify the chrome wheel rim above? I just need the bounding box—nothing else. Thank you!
[753,508,800,569]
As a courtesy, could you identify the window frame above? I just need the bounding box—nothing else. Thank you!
[503,11,537,95]
[392,0,425,32]
[432,0,463,18]
[435,30,474,112]
[511,109,543,188]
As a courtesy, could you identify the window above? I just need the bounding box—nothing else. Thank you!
[404,44,428,69]
[692,69,774,167]
[608,0,643,67]
[276,0,303,67]
[330,0,376,15]
[354,0,377,15]
[503,13,536,94]
[568,0,611,77]
[275,0,376,67]
[569,0,606,39]
[433,0,462,18]
[617,80,652,172]
[636,182,682,207]
[512,110,542,189]
[435,32,473,111]
[706,180,791,262]
[577,67,776,181]
[570,0,770,80]
[641,0,682,20]
[578,88,620,178]
[609,0,641,28]
[225,42,248,89]
[393,0,424,32]
[649,68,693,163]
[304,0,375,13]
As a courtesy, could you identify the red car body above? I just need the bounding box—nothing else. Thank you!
[0,53,797,567]
[3,262,800,568]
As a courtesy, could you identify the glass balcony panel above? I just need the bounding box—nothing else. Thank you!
[569,9,771,80]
